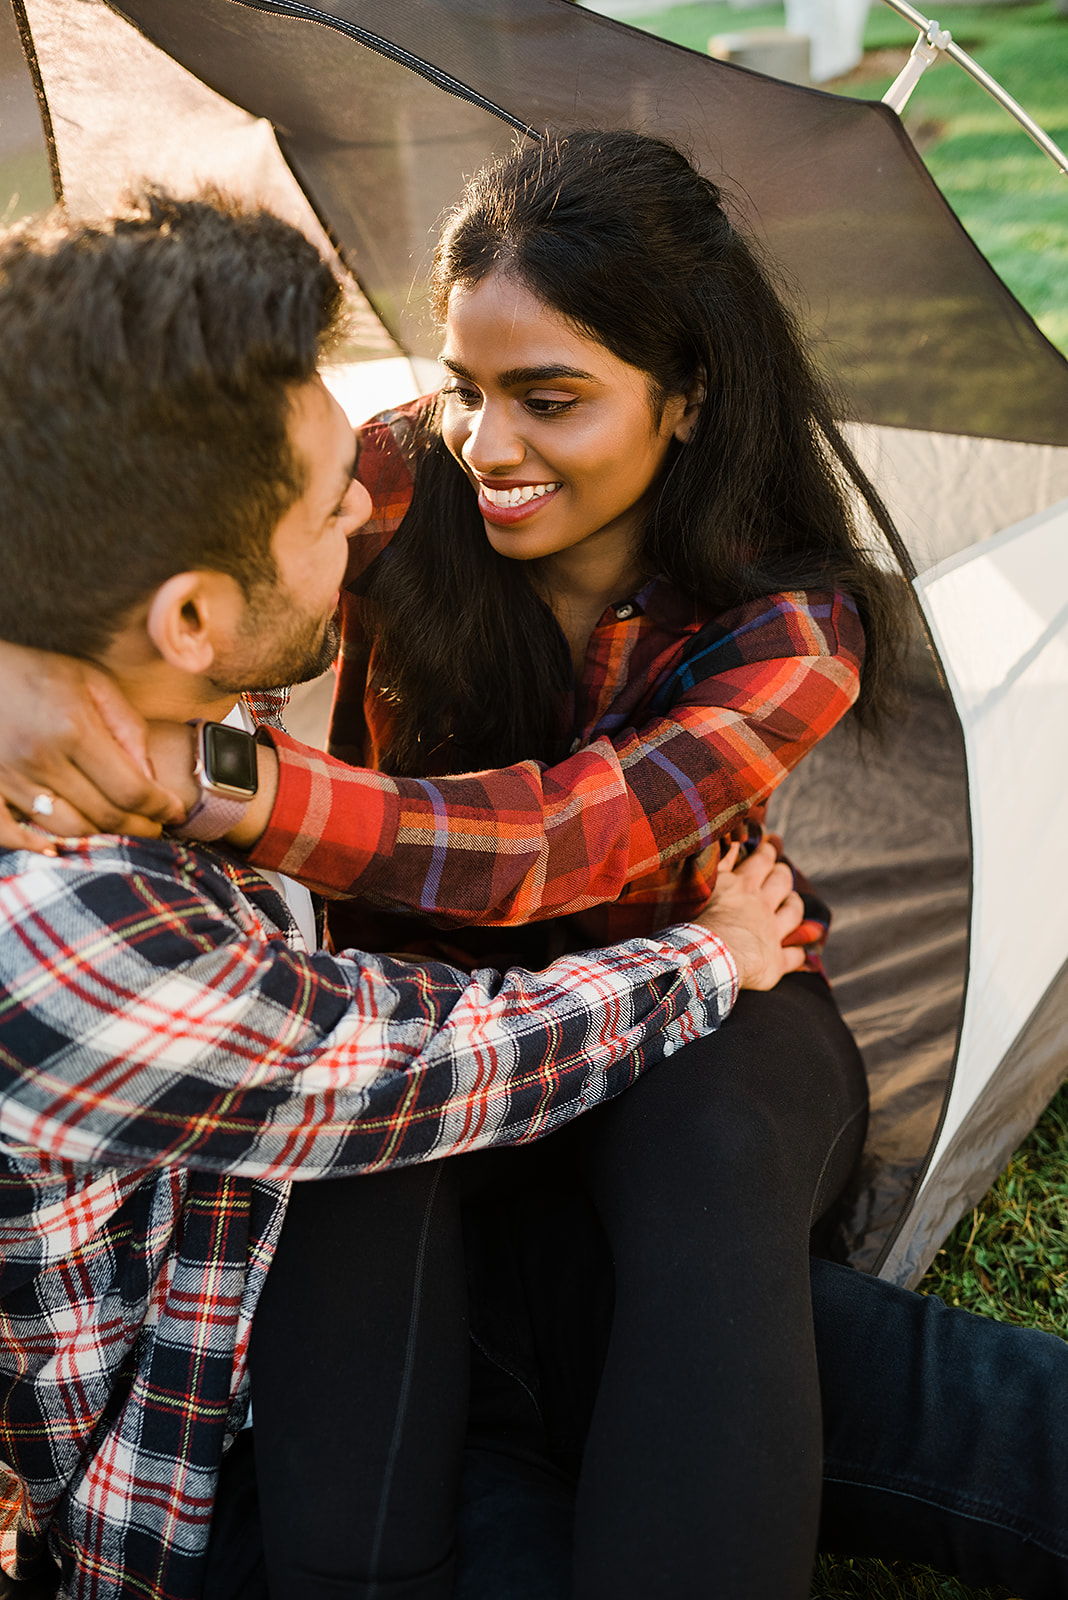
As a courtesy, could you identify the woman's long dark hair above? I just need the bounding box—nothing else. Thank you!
[365,130,910,776]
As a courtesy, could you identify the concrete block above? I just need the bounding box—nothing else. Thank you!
[708,29,811,85]
[785,0,869,82]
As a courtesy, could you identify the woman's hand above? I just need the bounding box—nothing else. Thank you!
[0,641,185,853]
[143,722,201,816]
[693,839,807,990]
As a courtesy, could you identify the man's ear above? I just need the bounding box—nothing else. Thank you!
[673,371,706,445]
[145,571,242,675]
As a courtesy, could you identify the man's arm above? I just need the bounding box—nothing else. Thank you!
[0,835,774,1181]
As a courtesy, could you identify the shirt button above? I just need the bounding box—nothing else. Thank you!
[614,602,636,620]
[662,1039,676,1056]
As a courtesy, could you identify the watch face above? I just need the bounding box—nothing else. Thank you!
[202,722,258,798]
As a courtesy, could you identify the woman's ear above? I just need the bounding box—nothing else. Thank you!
[674,372,706,445]
[145,571,239,676]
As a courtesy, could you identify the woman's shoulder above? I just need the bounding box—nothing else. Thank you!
[356,394,439,472]
[692,589,865,664]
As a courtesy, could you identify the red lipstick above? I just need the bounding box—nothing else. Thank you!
[476,481,562,527]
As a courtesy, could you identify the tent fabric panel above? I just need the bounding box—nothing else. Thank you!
[766,664,971,1273]
[882,953,1068,1286]
[20,0,399,355]
[916,495,1068,1156]
[109,0,513,353]
[107,0,1068,447]
[845,427,1068,576]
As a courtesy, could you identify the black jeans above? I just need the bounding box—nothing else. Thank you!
[245,973,868,1599]
[462,972,868,1600]
[816,1256,1068,1596]
[455,1258,1068,1600]
[247,1161,467,1600]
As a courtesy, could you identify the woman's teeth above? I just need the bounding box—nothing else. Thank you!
[481,482,561,508]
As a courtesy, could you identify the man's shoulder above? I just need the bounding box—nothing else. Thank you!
[1,831,232,885]
[0,833,281,955]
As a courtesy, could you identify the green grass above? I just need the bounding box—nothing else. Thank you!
[922,1083,1068,1334]
[615,1,1068,354]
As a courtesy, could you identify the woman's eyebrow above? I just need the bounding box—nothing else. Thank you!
[440,356,599,386]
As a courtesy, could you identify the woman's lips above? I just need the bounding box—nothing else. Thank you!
[476,481,563,526]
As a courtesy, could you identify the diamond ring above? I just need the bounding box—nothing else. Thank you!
[29,792,55,818]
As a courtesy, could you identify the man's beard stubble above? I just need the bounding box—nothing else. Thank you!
[207,589,341,696]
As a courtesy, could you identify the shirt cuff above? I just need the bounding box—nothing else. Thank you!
[649,921,740,1019]
[247,728,388,891]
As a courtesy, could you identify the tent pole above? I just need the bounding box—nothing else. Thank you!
[877,0,1068,177]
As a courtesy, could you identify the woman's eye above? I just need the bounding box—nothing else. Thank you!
[441,384,482,409]
[525,395,577,416]
[331,488,357,519]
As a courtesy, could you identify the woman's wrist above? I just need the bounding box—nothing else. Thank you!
[223,739,279,850]
[144,719,279,851]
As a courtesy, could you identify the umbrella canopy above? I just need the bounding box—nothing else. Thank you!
[6,0,1068,1281]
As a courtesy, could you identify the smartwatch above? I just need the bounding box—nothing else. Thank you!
[174,719,259,842]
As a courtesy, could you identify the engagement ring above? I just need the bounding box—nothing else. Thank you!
[29,792,55,818]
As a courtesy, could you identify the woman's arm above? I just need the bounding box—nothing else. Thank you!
[244,590,863,923]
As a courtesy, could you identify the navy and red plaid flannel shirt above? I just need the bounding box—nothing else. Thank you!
[0,792,737,1598]
[251,401,865,964]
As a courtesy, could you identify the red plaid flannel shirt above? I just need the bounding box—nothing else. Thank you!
[250,401,864,968]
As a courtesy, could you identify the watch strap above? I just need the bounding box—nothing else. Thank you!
[174,789,252,842]
[172,718,258,842]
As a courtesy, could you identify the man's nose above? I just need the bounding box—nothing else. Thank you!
[462,401,525,474]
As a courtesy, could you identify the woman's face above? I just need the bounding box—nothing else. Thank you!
[440,270,695,568]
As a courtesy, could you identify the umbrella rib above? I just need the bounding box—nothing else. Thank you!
[226,0,544,139]
[879,0,1068,177]
[9,0,63,204]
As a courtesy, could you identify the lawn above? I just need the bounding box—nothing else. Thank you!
[611,1,1068,356]
[589,9,1068,1594]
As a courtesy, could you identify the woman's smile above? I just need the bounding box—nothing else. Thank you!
[476,477,563,523]
[440,270,694,571]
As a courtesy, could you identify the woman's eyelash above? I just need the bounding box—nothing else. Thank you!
[441,384,577,417]
[440,384,481,407]
[524,396,576,416]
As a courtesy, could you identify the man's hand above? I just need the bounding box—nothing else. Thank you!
[0,641,185,853]
[694,839,808,990]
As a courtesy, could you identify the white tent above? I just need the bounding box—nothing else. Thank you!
[4,0,1067,1284]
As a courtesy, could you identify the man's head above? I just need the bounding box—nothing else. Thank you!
[0,189,366,692]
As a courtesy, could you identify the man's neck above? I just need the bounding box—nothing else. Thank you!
[98,643,240,728]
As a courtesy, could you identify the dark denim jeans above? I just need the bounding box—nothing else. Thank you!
[816,1256,1068,1597]
[456,1257,1068,1599]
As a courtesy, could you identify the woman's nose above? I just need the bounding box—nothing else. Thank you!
[461,401,525,474]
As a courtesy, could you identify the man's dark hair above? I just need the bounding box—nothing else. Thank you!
[0,189,344,656]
